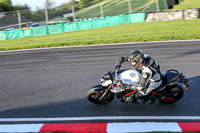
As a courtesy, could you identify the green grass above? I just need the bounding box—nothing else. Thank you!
[75,0,200,18]
[173,0,200,9]
[0,19,200,51]
[75,0,166,18]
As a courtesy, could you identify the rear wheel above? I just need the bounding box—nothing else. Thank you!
[87,89,115,104]
[159,84,184,104]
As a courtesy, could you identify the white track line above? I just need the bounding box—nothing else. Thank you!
[0,116,200,122]
[0,124,43,132]
[107,122,182,132]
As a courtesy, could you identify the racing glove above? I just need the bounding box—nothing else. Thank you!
[119,56,128,64]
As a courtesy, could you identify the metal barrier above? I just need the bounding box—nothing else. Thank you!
[146,8,200,22]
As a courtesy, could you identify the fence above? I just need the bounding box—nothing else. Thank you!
[1,0,200,31]
[0,13,145,40]
[75,0,164,19]
[0,10,32,30]
[0,0,166,30]
[1,7,200,41]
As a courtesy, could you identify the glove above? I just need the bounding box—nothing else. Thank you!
[119,56,126,64]
[115,64,121,70]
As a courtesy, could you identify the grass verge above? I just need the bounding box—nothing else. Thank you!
[173,0,200,10]
[75,0,161,18]
[0,19,200,51]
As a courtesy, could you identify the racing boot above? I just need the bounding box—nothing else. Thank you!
[145,96,158,105]
[135,92,148,104]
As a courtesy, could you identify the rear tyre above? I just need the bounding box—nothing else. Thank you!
[159,84,184,104]
[87,89,114,104]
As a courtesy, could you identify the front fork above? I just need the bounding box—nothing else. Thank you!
[98,85,113,101]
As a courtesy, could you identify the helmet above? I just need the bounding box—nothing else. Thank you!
[128,50,144,69]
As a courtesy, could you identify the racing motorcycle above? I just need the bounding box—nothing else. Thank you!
[87,62,190,105]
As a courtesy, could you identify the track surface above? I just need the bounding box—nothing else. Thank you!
[0,40,200,122]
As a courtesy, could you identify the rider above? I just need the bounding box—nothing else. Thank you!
[114,50,162,104]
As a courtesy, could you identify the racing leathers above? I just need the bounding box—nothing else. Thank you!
[117,54,162,96]
[136,54,162,96]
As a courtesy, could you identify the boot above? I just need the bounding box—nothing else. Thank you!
[145,96,158,105]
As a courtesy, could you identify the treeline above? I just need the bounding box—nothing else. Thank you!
[0,0,29,12]
[0,0,105,21]
[32,0,105,21]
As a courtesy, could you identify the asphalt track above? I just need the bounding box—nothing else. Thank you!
[0,40,200,123]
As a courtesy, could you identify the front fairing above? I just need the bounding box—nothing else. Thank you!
[91,84,105,91]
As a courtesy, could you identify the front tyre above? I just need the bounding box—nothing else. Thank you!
[87,89,114,104]
[159,84,184,104]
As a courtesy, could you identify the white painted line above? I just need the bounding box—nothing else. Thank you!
[107,122,182,133]
[0,124,43,132]
[0,39,200,54]
[0,116,200,122]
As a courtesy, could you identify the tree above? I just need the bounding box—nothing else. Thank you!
[58,1,79,11]
[44,0,55,9]
[78,0,91,8]
[31,9,45,21]
[78,0,100,9]
[13,3,30,11]
[0,0,14,12]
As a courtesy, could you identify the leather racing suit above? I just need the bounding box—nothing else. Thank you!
[118,54,162,96]
[137,54,162,95]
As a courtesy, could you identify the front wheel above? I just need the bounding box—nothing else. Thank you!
[159,84,184,104]
[87,89,115,104]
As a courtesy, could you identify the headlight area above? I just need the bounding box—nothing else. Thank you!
[101,78,112,87]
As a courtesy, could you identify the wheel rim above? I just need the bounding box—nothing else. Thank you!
[159,86,183,103]
[90,91,104,101]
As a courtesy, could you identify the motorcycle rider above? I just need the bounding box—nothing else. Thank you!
[113,50,162,104]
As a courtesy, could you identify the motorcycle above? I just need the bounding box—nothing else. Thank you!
[87,61,190,105]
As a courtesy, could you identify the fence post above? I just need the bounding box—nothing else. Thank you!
[45,9,49,24]
[17,10,22,28]
[45,0,49,25]
[128,0,132,13]
[164,0,168,9]
[99,0,104,17]
[71,3,76,21]
[156,0,160,11]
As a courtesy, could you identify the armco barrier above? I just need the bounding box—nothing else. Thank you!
[146,8,200,22]
[0,13,145,41]
[184,8,200,20]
